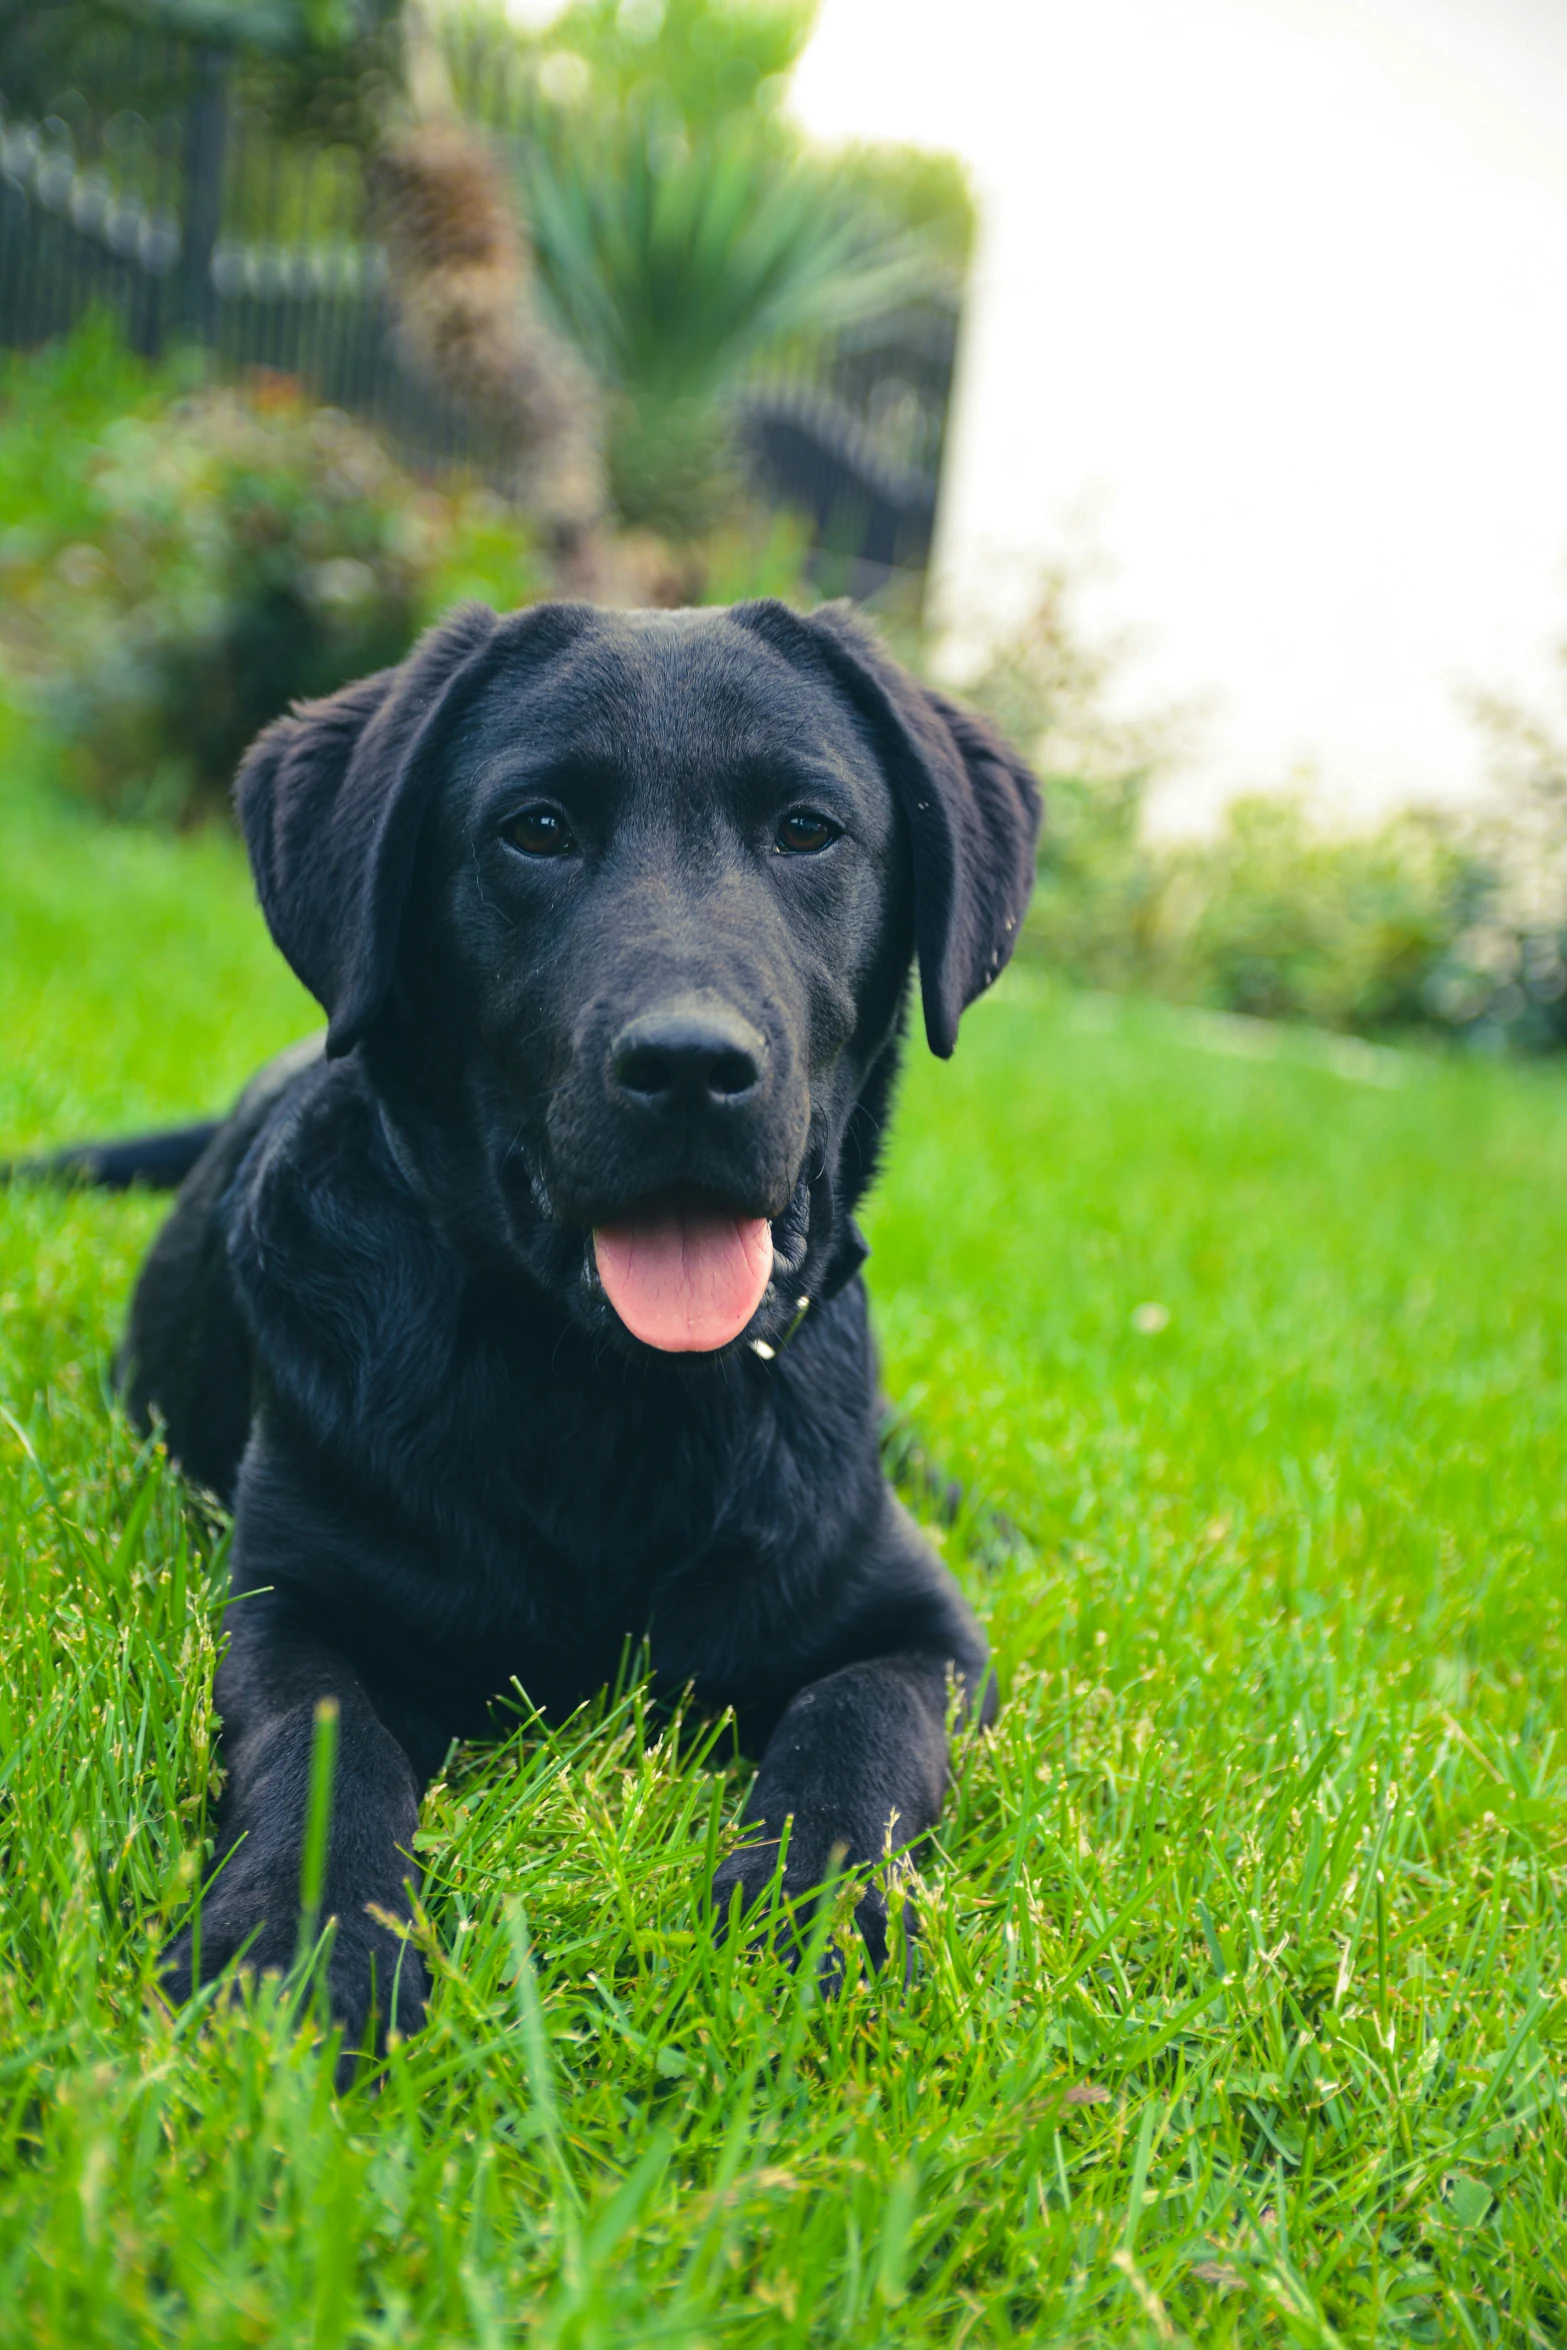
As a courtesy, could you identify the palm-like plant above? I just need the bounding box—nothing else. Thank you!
[526,119,937,406]
[440,0,958,539]
[521,107,942,534]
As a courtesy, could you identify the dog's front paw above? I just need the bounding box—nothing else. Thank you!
[160,1890,297,2007]
[162,1876,428,2079]
[710,1841,914,1984]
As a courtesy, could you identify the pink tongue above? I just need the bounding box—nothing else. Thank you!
[594,1194,774,1353]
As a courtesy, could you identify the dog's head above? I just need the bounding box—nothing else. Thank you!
[237,600,1040,1358]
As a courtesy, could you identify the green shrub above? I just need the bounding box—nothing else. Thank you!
[0,321,545,821]
[963,567,1174,994]
[967,573,1567,1053]
[1151,800,1567,1056]
[1147,798,1487,1033]
[1460,666,1567,1050]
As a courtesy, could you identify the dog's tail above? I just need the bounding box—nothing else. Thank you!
[1,1121,220,1192]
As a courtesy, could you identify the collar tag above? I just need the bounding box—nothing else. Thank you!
[749,1294,810,1364]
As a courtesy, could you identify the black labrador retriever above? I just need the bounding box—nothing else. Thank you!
[58,597,1041,2061]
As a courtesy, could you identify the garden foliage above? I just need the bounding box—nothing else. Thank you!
[0,322,545,819]
[2,0,968,548]
[969,573,1567,1054]
[0,318,818,825]
[4,313,1566,1047]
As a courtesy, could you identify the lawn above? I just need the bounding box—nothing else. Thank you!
[2,720,1566,2346]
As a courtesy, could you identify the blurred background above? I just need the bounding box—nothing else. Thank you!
[2,0,1566,1057]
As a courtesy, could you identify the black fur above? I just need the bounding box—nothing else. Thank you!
[111,598,1041,2071]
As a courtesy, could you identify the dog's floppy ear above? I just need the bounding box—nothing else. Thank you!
[235,604,498,1056]
[237,602,582,1058]
[731,599,1042,1057]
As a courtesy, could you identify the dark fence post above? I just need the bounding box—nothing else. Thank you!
[174,44,228,341]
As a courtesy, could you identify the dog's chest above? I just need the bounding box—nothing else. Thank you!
[232,1075,879,1702]
[362,1306,876,1704]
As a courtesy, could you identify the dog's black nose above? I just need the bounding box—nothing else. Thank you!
[611,1003,766,1112]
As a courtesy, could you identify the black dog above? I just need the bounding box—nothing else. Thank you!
[53,598,1040,2062]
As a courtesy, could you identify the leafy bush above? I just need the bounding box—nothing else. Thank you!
[967,574,1567,1053]
[1460,662,1567,1050]
[0,321,545,820]
[1149,798,1489,1034]
[962,568,1170,994]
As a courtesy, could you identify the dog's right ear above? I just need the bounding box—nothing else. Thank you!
[236,602,580,1058]
[236,604,498,1056]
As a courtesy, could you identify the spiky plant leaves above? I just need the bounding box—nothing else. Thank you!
[519,111,944,536]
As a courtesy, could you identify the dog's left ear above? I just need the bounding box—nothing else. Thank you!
[733,600,1042,1056]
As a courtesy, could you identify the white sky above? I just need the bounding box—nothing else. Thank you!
[791,0,1567,824]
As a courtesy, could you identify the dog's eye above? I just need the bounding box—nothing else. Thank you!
[505,806,575,858]
[775,808,842,855]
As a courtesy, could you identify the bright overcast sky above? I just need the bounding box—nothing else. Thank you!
[791,0,1567,823]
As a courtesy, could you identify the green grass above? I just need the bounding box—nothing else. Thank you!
[3,722,1567,2346]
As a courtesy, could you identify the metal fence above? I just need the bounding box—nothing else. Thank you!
[741,301,959,599]
[0,81,958,599]
[0,103,517,477]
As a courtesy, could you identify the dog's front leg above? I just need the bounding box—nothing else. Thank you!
[711,1535,994,1974]
[164,1591,430,2073]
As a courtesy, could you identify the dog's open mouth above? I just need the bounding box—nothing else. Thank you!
[593,1183,774,1353]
